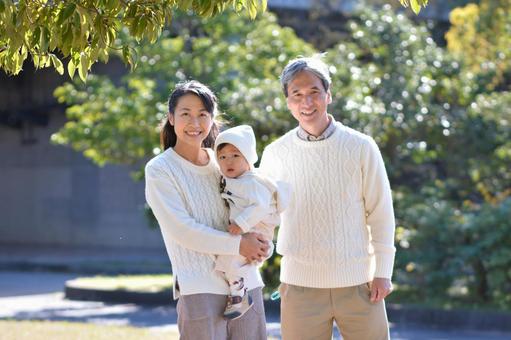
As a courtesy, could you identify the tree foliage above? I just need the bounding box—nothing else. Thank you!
[0,0,430,78]
[53,5,510,309]
[0,0,268,79]
[445,0,511,91]
[52,9,314,165]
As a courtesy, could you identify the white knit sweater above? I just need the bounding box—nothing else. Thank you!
[145,148,264,298]
[259,122,396,288]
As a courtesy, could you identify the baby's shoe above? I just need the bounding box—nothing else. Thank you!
[223,292,253,320]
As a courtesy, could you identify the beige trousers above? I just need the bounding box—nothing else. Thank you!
[280,283,389,340]
[176,287,267,340]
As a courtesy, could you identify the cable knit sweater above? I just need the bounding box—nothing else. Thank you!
[259,122,396,288]
[145,148,263,298]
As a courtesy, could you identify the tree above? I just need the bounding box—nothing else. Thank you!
[0,0,428,78]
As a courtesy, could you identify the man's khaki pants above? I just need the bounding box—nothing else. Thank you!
[280,283,390,340]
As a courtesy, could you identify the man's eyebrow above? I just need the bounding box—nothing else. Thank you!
[290,85,321,93]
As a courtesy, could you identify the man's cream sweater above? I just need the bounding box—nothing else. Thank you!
[145,148,263,298]
[259,122,396,288]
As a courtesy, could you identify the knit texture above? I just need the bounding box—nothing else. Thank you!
[145,148,264,298]
[259,122,396,288]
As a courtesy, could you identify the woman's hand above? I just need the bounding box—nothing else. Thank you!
[240,232,269,261]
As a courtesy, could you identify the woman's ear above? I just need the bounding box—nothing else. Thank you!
[168,113,174,126]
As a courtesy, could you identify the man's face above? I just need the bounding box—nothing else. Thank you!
[286,70,332,135]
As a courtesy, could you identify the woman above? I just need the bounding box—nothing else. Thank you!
[145,80,269,339]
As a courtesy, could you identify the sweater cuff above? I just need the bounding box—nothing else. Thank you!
[234,216,252,234]
[374,252,395,279]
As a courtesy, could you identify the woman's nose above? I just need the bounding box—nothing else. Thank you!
[188,116,199,125]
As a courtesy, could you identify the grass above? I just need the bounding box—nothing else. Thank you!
[0,320,178,340]
[67,274,173,293]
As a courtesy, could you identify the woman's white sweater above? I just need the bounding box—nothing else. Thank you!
[145,148,263,298]
[259,122,396,288]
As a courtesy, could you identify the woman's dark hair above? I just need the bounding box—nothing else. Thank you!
[160,80,220,150]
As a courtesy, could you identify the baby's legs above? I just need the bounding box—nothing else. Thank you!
[215,254,254,320]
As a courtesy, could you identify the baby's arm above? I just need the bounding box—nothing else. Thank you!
[233,181,273,233]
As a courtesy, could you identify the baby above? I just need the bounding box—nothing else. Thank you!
[214,125,289,319]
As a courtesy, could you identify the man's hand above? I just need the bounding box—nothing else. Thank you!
[369,277,393,303]
[239,232,269,261]
[227,223,243,235]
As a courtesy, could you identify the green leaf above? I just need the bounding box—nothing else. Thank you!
[50,54,64,75]
[39,27,49,51]
[0,0,5,13]
[98,48,109,63]
[31,26,41,47]
[57,3,76,26]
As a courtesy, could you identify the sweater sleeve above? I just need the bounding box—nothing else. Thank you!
[361,137,396,279]
[259,145,275,177]
[145,162,241,256]
[233,181,273,233]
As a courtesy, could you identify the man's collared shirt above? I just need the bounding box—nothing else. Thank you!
[297,115,336,142]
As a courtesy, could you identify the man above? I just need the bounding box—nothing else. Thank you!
[259,55,396,340]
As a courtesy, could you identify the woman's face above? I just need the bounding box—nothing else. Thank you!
[169,93,213,149]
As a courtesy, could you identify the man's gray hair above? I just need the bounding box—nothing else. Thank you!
[280,54,331,97]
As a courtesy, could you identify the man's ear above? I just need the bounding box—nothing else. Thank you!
[327,89,332,104]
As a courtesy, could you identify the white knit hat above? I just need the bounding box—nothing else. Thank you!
[214,125,258,166]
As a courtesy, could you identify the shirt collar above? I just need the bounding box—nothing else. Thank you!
[297,115,336,142]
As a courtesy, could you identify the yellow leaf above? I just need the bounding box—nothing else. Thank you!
[51,54,64,75]
[411,0,421,14]
[67,58,76,79]
[78,53,87,82]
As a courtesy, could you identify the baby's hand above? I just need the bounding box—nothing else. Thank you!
[227,223,243,235]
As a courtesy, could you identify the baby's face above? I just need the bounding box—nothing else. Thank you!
[217,144,250,179]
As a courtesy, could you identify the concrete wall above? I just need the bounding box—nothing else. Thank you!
[0,113,165,250]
